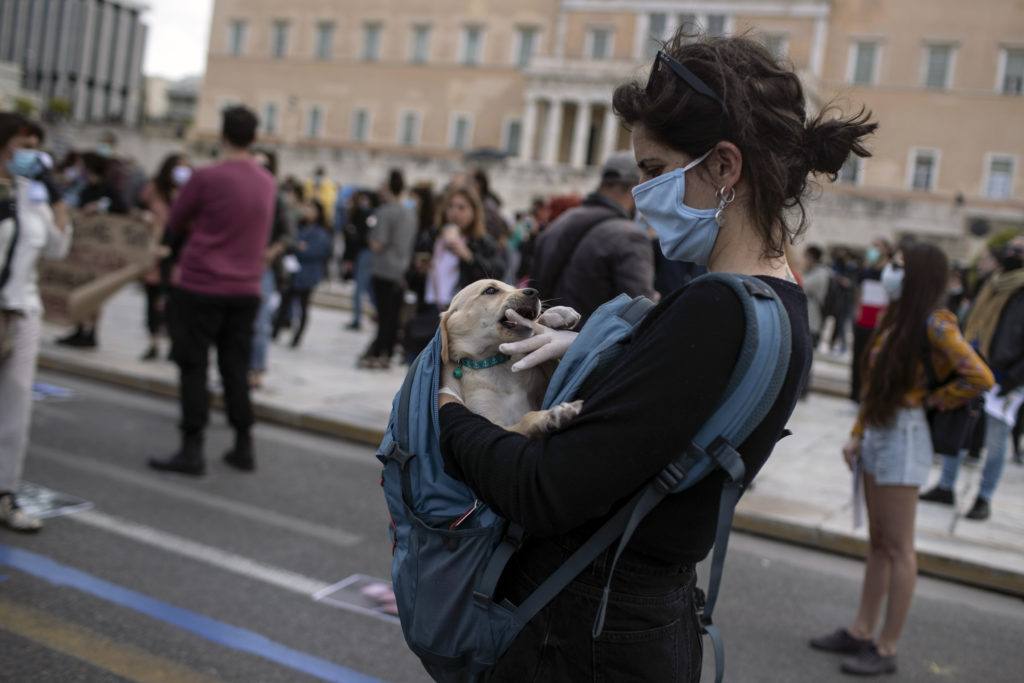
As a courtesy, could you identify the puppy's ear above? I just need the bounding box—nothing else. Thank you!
[439,310,451,365]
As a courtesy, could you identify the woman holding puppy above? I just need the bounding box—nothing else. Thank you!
[438,30,875,680]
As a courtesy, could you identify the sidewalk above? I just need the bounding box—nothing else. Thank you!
[37,283,1024,597]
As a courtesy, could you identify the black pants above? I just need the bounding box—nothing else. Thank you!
[144,283,165,336]
[169,287,259,437]
[850,323,874,403]
[367,277,403,361]
[273,288,313,346]
[490,537,702,682]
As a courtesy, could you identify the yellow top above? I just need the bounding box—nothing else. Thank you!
[852,309,994,436]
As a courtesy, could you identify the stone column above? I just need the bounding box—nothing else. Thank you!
[600,105,620,164]
[541,98,563,166]
[519,96,539,162]
[570,101,592,168]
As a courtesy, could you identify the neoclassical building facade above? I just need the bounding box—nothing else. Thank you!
[195,0,1024,251]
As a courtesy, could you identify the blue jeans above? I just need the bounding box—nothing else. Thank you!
[250,269,277,372]
[939,411,1011,501]
[351,248,373,326]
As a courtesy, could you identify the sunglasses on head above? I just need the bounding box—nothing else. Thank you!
[647,50,730,119]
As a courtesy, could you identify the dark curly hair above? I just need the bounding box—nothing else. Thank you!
[613,30,878,259]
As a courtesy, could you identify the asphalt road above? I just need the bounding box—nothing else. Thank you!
[2,370,1022,682]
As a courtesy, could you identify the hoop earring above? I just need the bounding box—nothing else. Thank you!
[714,186,736,227]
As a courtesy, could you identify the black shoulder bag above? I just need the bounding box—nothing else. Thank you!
[920,320,984,456]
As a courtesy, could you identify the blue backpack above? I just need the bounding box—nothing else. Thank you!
[377,273,792,683]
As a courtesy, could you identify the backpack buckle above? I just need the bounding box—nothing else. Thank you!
[655,462,685,494]
[381,442,415,470]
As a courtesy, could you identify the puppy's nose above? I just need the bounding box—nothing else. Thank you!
[522,288,538,299]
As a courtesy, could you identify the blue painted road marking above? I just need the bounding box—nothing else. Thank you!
[0,543,386,683]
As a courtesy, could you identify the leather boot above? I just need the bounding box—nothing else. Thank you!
[223,431,255,472]
[148,433,205,475]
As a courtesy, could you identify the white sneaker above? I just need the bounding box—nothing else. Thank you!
[0,493,42,532]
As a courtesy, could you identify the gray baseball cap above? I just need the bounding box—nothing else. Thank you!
[600,152,641,187]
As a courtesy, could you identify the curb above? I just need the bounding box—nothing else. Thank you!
[732,513,1024,598]
[38,350,1024,598]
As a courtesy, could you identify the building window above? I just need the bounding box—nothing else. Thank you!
[763,34,787,59]
[399,111,420,146]
[503,119,522,156]
[263,103,278,135]
[706,14,726,37]
[646,13,667,58]
[851,41,878,85]
[1000,48,1024,94]
[836,154,862,185]
[910,150,938,191]
[987,156,1015,199]
[228,20,246,56]
[315,22,334,60]
[271,20,289,59]
[677,13,697,34]
[307,106,324,139]
[924,44,953,90]
[516,27,538,67]
[450,114,472,151]
[411,24,431,63]
[363,22,382,62]
[462,25,483,66]
[352,108,370,142]
[588,28,612,59]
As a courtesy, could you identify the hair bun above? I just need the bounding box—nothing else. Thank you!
[804,107,878,177]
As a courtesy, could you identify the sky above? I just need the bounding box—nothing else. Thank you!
[141,0,214,81]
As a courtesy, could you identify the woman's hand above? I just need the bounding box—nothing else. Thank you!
[499,310,578,372]
[842,435,862,471]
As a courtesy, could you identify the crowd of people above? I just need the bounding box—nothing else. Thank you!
[1,28,1022,680]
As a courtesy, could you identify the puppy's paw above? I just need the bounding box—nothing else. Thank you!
[538,306,581,331]
[545,400,583,432]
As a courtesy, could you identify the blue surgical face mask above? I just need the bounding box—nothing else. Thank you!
[865,246,881,265]
[631,148,718,265]
[880,262,904,301]
[6,149,43,178]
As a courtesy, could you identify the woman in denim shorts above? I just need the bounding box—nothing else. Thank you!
[810,243,993,676]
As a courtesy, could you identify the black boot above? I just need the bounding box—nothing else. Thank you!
[148,434,205,475]
[965,496,991,521]
[223,431,255,472]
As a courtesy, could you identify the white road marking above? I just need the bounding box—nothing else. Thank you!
[31,444,362,547]
[71,509,332,597]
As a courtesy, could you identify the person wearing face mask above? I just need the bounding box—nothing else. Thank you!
[137,153,191,361]
[528,152,655,327]
[434,33,875,680]
[920,236,1024,520]
[814,243,992,675]
[0,112,72,532]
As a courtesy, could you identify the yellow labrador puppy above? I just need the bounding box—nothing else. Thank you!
[440,279,582,438]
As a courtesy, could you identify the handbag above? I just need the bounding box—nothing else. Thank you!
[0,187,20,364]
[920,321,983,456]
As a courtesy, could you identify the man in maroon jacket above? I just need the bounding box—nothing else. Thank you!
[149,107,275,475]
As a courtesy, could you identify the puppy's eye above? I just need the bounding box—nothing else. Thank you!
[483,287,498,295]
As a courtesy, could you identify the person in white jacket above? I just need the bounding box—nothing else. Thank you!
[0,112,72,532]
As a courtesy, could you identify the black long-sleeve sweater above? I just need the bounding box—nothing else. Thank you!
[440,276,812,566]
